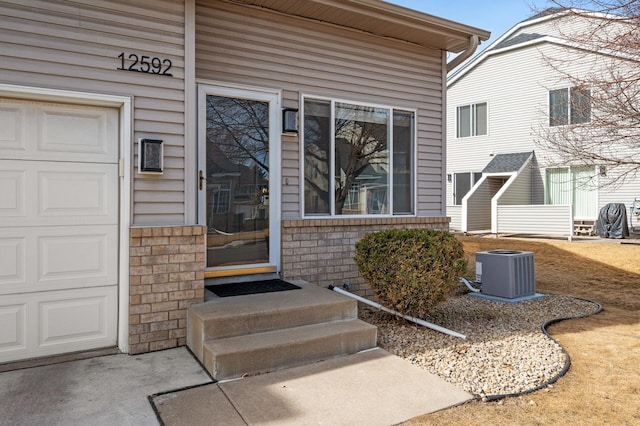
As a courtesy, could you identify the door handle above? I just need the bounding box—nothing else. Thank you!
[199,170,206,190]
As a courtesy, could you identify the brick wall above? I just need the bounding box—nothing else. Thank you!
[281,217,450,297]
[129,225,206,354]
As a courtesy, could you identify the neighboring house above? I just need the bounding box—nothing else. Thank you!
[0,1,488,363]
[446,8,640,238]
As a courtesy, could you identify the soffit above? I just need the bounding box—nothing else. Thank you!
[224,0,490,52]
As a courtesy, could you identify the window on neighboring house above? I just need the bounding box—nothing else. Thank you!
[545,166,597,218]
[456,102,487,138]
[453,172,483,205]
[302,97,414,216]
[549,86,591,126]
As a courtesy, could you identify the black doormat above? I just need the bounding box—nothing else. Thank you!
[206,279,301,297]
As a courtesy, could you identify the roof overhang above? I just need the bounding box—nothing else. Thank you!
[224,0,490,52]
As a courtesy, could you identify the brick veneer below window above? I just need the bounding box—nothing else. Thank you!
[129,226,205,354]
[280,217,450,298]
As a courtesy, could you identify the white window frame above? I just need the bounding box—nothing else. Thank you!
[300,94,417,218]
[549,86,591,127]
[456,102,488,138]
[452,171,482,205]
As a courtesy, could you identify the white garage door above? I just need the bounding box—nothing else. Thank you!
[0,98,119,363]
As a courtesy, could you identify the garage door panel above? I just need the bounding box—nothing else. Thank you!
[39,164,117,219]
[0,237,26,287]
[40,106,117,158]
[0,287,117,363]
[0,303,26,353]
[0,102,25,151]
[0,169,25,217]
[40,295,110,347]
[0,160,118,226]
[0,100,118,163]
[0,226,117,295]
[39,226,118,287]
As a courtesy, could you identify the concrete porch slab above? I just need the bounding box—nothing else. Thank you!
[0,347,212,426]
[152,348,473,426]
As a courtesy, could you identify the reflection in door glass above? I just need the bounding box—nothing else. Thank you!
[205,95,269,268]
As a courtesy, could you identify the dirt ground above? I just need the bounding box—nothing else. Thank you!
[403,235,640,425]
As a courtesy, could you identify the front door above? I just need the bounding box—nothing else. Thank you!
[198,85,280,276]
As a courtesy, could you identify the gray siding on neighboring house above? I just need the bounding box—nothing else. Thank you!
[195,0,446,219]
[0,0,186,225]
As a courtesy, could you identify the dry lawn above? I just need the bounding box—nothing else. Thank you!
[403,235,640,425]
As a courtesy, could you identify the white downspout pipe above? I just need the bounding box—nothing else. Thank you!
[329,286,466,339]
[446,35,479,72]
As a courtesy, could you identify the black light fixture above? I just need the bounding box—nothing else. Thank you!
[447,173,452,183]
[282,108,298,134]
[138,138,163,174]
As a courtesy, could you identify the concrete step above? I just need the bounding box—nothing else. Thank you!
[203,319,378,380]
[187,283,358,361]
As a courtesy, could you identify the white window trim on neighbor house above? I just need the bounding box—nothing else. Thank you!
[549,86,591,127]
[545,165,598,219]
[452,171,483,205]
[456,101,488,138]
[300,94,417,218]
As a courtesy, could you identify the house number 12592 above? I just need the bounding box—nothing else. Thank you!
[117,52,173,76]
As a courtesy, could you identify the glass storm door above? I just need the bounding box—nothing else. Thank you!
[198,86,280,273]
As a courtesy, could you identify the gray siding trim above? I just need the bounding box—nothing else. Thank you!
[0,0,186,226]
[195,1,445,219]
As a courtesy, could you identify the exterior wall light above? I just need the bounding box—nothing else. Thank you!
[138,138,164,174]
[282,108,298,134]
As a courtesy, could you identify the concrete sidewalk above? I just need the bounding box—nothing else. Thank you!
[0,347,472,426]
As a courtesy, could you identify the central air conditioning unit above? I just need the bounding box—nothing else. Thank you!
[475,250,535,299]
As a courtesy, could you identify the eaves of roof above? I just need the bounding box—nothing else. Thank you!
[447,8,631,86]
[223,0,491,52]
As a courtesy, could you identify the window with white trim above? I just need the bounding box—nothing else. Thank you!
[302,97,414,216]
[456,102,487,137]
[453,172,482,205]
[549,86,591,126]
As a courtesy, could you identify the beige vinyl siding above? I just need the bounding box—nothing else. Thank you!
[0,0,186,225]
[195,0,445,219]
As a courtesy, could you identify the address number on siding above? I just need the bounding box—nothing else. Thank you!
[117,52,173,76]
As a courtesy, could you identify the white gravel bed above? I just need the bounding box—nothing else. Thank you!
[358,292,600,398]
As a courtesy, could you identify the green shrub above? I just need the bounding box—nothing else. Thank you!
[354,228,466,318]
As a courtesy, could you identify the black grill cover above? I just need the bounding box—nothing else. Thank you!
[596,203,629,239]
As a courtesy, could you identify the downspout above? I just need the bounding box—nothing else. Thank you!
[446,35,479,72]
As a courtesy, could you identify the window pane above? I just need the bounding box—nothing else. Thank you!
[474,102,487,135]
[335,103,389,215]
[545,168,570,205]
[303,99,331,215]
[571,87,591,124]
[549,89,569,126]
[454,173,471,205]
[457,105,471,137]
[572,166,597,217]
[393,110,414,214]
